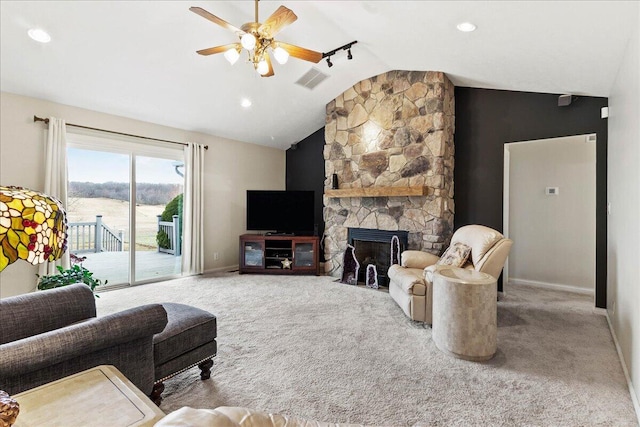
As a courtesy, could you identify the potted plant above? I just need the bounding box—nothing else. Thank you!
[36,254,107,296]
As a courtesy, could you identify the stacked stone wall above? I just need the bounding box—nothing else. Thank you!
[323,70,455,276]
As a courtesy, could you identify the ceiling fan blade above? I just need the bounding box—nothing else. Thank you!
[261,53,275,77]
[258,6,297,38]
[196,43,240,56]
[277,42,322,63]
[189,6,244,35]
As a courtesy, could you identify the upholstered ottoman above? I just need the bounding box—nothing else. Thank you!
[151,303,217,405]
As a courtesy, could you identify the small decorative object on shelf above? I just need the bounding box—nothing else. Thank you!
[365,264,379,289]
[390,235,400,265]
[331,173,339,190]
[0,186,68,272]
[281,258,292,269]
[340,244,359,285]
[0,390,19,427]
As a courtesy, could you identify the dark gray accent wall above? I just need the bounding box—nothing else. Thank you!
[454,87,607,307]
[286,88,607,308]
[285,128,326,259]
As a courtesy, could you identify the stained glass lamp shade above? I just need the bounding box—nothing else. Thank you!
[0,186,68,271]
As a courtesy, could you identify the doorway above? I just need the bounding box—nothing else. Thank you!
[503,134,596,297]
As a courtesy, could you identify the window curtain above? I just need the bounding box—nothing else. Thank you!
[181,142,205,275]
[39,117,70,276]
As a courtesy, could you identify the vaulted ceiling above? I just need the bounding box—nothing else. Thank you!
[1,1,636,149]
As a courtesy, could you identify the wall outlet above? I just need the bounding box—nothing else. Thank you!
[213,252,220,261]
[612,300,616,315]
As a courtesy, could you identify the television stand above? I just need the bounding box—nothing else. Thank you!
[239,234,319,275]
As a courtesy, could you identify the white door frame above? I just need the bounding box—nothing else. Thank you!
[502,134,597,298]
[502,144,511,286]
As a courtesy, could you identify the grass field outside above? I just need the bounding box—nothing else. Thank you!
[67,197,166,251]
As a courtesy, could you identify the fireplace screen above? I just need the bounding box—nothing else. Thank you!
[348,228,408,287]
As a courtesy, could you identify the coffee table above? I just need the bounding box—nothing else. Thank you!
[13,365,165,427]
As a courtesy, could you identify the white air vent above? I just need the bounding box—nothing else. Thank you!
[295,67,329,90]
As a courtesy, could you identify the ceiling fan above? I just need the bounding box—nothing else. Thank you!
[190,0,323,77]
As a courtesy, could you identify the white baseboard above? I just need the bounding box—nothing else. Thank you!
[509,278,594,296]
[203,264,239,275]
[606,312,640,423]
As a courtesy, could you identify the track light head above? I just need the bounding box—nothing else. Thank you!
[347,49,352,60]
[326,56,333,67]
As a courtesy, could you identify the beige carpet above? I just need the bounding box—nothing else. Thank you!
[96,273,638,426]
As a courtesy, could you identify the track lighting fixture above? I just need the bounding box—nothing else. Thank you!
[322,40,357,69]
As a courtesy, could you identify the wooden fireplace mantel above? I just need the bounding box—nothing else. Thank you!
[324,186,429,198]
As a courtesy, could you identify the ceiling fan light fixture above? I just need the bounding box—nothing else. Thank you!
[273,46,289,65]
[256,59,270,75]
[224,47,241,65]
[191,2,324,77]
[241,33,257,50]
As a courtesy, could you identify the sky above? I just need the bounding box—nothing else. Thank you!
[67,148,184,184]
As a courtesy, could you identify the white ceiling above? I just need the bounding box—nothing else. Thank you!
[1,1,636,150]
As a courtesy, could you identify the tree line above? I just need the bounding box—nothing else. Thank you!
[69,182,182,205]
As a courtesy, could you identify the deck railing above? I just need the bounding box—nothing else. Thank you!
[68,215,124,253]
[157,215,181,256]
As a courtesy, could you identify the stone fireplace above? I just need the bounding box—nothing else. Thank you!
[323,70,455,278]
[348,228,408,287]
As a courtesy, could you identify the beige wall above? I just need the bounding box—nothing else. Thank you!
[607,3,640,416]
[0,91,285,297]
[507,135,596,293]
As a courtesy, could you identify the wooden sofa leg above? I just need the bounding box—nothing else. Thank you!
[150,382,164,406]
[198,358,214,380]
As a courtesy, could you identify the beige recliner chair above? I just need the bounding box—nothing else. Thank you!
[387,225,513,324]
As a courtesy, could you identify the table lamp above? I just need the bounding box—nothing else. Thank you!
[0,186,68,272]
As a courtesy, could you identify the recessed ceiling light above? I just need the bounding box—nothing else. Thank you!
[456,22,477,32]
[28,28,51,43]
[241,98,252,108]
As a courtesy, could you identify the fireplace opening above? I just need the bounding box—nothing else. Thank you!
[348,228,408,287]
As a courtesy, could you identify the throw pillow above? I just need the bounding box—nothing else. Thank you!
[436,242,472,267]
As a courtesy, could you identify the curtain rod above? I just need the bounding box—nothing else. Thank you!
[33,115,208,150]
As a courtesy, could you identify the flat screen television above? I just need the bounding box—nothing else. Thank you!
[246,190,315,235]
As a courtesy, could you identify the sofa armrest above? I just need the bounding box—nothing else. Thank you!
[155,406,366,427]
[0,284,97,344]
[0,304,167,377]
[401,250,440,269]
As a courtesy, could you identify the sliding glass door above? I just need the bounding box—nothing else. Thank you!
[66,135,184,287]
[134,156,184,282]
